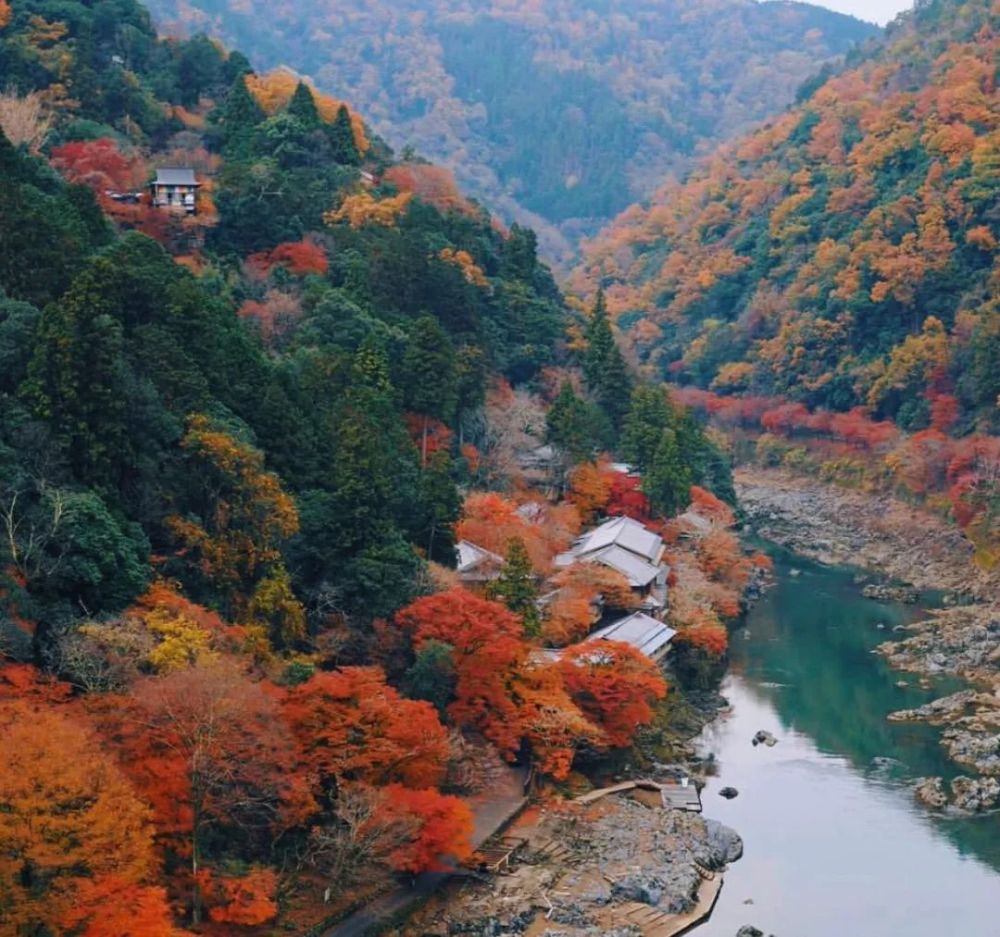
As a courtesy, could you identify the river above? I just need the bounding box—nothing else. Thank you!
[694,545,1000,936]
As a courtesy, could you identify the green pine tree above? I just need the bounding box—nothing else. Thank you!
[329,104,361,165]
[287,80,321,128]
[486,536,541,637]
[401,315,458,462]
[621,385,673,472]
[644,428,693,518]
[583,289,632,430]
[546,380,607,465]
[220,73,264,157]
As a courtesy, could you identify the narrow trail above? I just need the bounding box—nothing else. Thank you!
[321,765,529,937]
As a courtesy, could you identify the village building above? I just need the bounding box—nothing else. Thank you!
[555,515,669,612]
[589,610,676,663]
[455,540,504,585]
[150,168,200,213]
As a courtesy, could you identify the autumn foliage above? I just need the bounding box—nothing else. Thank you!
[558,641,667,748]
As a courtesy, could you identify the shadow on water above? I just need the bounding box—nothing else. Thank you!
[693,543,1000,937]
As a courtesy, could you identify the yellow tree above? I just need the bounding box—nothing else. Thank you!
[167,414,299,610]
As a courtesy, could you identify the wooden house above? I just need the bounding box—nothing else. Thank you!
[150,168,200,214]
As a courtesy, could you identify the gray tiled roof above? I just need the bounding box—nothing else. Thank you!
[591,611,676,658]
[573,516,663,564]
[153,168,198,186]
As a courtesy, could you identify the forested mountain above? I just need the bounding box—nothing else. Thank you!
[0,0,746,930]
[575,0,1000,434]
[140,0,877,258]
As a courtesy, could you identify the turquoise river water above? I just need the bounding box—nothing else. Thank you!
[694,546,1000,936]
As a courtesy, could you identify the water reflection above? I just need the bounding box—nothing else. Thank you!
[694,548,1000,936]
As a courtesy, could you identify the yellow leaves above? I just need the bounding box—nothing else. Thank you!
[324,191,412,229]
[710,361,754,393]
[438,247,489,287]
[144,607,217,673]
[865,316,950,412]
[244,68,369,153]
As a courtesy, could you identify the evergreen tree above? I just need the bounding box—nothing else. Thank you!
[220,73,264,157]
[288,80,321,128]
[644,429,693,518]
[583,289,632,429]
[402,640,457,716]
[401,316,458,461]
[329,104,360,165]
[486,537,541,637]
[621,385,672,472]
[416,450,462,565]
[546,380,606,465]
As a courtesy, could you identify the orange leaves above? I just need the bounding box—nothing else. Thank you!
[568,461,613,521]
[380,785,473,873]
[675,622,729,657]
[383,163,477,217]
[396,589,526,758]
[325,191,412,229]
[457,492,576,574]
[244,69,369,152]
[0,0,10,29]
[284,667,451,789]
[558,641,666,749]
[57,877,177,937]
[0,703,160,934]
[206,868,279,925]
[439,247,489,287]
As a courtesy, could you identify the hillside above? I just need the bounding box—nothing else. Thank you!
[574,0,1000,435]
[140,0,877,258]
[0,0,747,931]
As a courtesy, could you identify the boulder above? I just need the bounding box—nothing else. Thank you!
[950,775,1000,812]
[913,776,948,808]
[736,928,764,937]
[719,786,739,799]
[752,729,778,747]
[704,819,744,866]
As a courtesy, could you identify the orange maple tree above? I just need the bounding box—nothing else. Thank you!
[0,702,169,935]
[284,667,451,790]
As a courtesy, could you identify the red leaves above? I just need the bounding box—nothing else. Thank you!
[284,667,451,789]
[380,785,473,872]
[206,868,279,925]
[50,138,148,196]
[246,239,329,278]
[57,876,177,937]
[558,641,667,748]
[396,589,527,758]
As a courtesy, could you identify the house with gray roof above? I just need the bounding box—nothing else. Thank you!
[150,168,200,213]
[590,611,676,662]
[554,515,669,611]
[455,540,503,584]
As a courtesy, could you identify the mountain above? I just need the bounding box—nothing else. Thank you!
[140,0,878,258]
[573,0,1000,435]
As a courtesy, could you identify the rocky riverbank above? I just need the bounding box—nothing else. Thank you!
[736,467,1000,813]
[402,786,742,937]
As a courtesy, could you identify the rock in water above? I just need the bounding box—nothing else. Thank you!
[753,729,778,747]
[736,927,764,937]
[719,786,739,799]
[913,776,948,808]
[950,776,1000,812]
[704,819,744,865]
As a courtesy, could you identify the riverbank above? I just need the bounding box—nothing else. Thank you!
[736,466,1000,812]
